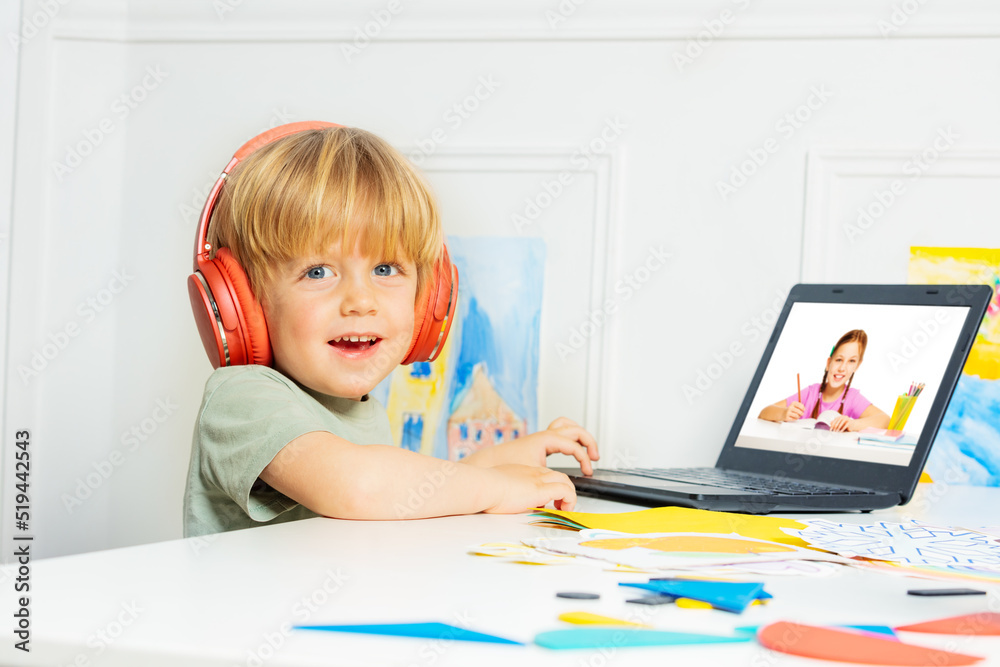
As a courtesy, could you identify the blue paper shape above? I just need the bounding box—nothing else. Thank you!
[294,622,522,645]
[535,628,752,650]
[842,625,898,639]
[735,624,896,638]
[621,580,765,613]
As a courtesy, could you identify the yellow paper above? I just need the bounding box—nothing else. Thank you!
[579,535,797,554]
[675,598,714,610]
[532,506,809,548]
[558,612,650,627]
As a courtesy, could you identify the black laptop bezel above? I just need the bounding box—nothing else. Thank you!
[714,283,992,505]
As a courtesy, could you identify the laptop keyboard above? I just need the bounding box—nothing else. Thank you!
[615,467,877,496]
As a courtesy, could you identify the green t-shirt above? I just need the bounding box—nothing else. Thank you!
[183,365,394,537]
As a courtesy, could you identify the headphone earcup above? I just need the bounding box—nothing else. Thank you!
[188,248,272,368]
[403,247,458,365]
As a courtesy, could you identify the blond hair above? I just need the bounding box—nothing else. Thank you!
[207,126,442,301]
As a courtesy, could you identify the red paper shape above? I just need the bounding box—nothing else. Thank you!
[897,612,1000,636]
[758,621,982,666]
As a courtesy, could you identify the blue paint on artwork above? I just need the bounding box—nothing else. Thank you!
[371,236,545,458]
[926,374,1000,486]
[430,236,545,459]
[409,362,431,378]
[401,412,424,453]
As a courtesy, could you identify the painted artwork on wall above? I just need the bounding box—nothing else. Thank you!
[371,236,544,461]
[908,247,1000,486]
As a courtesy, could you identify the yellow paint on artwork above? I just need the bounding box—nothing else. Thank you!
[909,247,1000,381]
[579,535,797,554]
[386,331,455,455]
[558,612,650,628]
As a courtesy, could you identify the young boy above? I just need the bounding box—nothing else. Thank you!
[183,124,599,537]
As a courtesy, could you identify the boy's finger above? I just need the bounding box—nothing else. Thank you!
[547,416,579,431]
[547,479,577,511]
[554,426,599,460]
[569,445,594,475]
[547,434,597,473]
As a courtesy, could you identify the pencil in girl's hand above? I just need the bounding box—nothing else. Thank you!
[797,373,801,403]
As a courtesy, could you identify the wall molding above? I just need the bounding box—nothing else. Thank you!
[417,148,617,446]
[51,0,1000,43]
[802,148,1000,282]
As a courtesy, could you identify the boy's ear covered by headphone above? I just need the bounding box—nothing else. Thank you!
[186,121,458,370]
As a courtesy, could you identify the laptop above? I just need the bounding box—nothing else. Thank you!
[557,284,992,513]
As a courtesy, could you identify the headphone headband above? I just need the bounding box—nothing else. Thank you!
[193,121,339,269]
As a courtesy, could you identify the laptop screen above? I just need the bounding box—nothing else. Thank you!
[734,301,971,467]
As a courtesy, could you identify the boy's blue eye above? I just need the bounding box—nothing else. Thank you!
[305,266,332,280]
[373,263,400,277]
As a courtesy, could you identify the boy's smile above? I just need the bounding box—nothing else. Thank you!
[261,240,418,400]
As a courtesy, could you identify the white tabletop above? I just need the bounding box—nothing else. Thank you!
[737,418,915,466]
[3,484,1000,667]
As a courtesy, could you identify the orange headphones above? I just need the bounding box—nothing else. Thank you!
[187,121,458,370]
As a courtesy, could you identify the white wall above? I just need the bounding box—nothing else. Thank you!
[5,0,1000,559]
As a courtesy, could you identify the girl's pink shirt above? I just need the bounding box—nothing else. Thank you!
[786,382,871,419]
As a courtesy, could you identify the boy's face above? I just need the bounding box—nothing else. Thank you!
[261,239,418,400]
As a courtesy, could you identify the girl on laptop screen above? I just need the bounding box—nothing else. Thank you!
[758,329,890,432]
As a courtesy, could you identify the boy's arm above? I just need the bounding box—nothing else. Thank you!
[258,431,577,519]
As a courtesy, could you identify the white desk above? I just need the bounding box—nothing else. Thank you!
[3,485,1000,667]
[738,418,916,466]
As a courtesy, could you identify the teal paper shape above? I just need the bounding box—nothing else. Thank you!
[621,580,765,613]
[294,622,522,645]
[535,628,753,650]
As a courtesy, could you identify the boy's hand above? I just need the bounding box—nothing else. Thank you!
[464,417,599,475]
[483,464,577,513]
